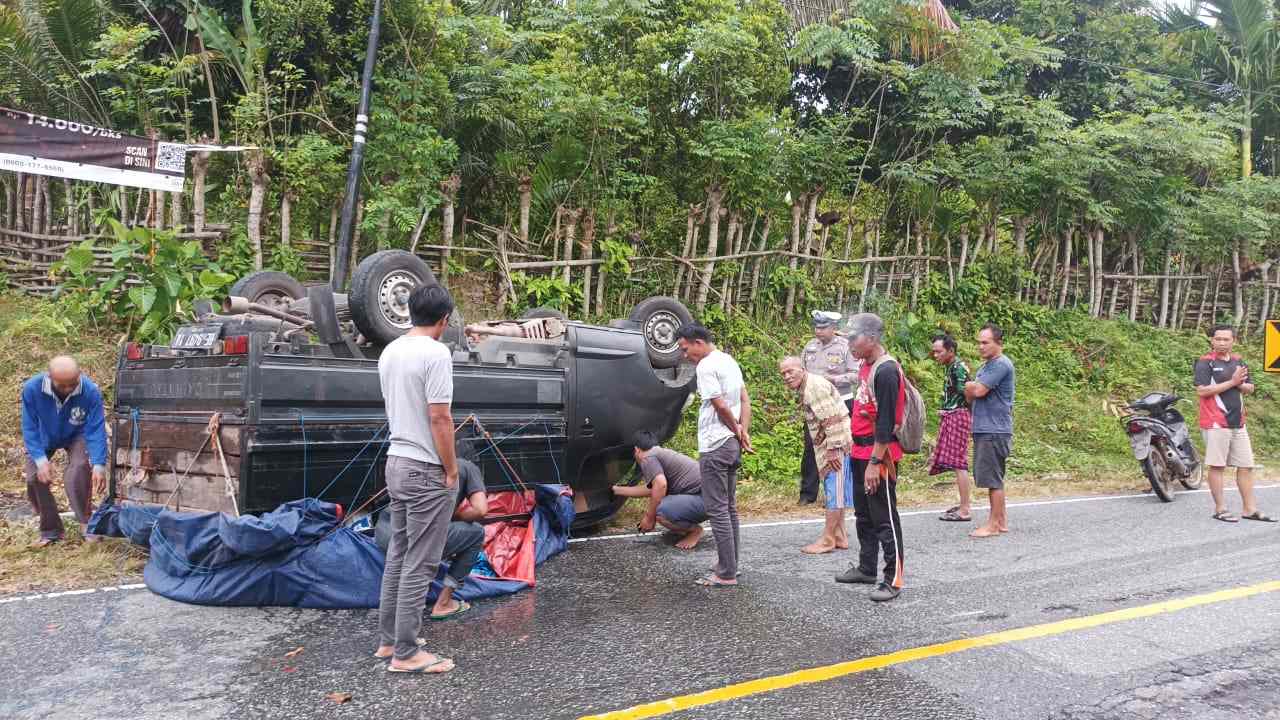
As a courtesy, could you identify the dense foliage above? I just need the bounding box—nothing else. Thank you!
[5,0,1280,334]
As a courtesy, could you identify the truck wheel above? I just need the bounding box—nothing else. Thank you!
[229,271,306,310]
[349,250,439,345]
[520,307,568,322]
[628,296,693,369]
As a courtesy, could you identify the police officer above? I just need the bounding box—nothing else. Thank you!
[799,311,861,504]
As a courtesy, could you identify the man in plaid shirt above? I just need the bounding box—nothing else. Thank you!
[929,333,972,522]
[780,356,853,554]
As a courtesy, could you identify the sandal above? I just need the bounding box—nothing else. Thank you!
[1212,510,1240,523]
[939,508,971,522]
[1241,511,1278,523]
[29,537,59,549]
[694,574,738,587]
[387,655,454,674]
[429,600,472,621]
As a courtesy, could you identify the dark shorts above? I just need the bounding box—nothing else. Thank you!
[973,434,1011,490]
[656,493,706,528]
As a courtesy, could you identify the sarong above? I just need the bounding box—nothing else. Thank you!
[928,408,971,475]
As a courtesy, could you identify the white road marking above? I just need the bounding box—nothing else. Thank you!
[567,483,1280,543]
[0,583,146,605]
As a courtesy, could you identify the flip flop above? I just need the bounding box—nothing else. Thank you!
[695,574,738,587]
[429,600,472,621]
[386,656,454,674]
[939,509,971,522]
[29,537,59,549]
[1212,510,1240,523]
[1241,511,1278,523]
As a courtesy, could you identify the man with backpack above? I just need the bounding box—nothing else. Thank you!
[835,313,921,602]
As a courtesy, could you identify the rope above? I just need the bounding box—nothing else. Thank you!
[472,417,542,458]
[161,412,219,511]
[346,437,386,511]
[466,417,531,493]
[209,416,239,517]
[314,422,389,500]
[543,422,562,485]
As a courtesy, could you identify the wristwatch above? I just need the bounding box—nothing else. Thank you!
[869,456,883,465]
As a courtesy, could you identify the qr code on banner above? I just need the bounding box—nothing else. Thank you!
[154,142,187,173]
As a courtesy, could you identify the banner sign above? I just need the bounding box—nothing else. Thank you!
[0,107,186,192]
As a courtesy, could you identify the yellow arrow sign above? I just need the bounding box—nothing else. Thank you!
[1267,320,1280,372]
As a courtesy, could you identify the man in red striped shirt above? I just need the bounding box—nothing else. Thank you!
[1195,324,1274,523]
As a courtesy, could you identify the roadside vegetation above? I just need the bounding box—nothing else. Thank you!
[617,266,1279,525]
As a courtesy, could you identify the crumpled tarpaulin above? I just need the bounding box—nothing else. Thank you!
[87,501,162,547]
[145,499,385,608]
[88,485,574,609]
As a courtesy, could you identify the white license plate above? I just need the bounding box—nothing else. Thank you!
[171,324,223,350]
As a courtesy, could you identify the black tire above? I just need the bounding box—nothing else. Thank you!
[1179,443,1203,490]
[348,250,439,345]
[627,296,694,369]
[1142,451,1176,502]
[229,271,306,310]
[520,307,569,322]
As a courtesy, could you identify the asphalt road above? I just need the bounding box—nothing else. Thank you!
[2,484,1279,720]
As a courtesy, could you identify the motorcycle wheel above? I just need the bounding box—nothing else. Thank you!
[1179,445,1203,490]
[1141,451,1177,502]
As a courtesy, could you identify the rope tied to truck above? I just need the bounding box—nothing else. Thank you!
[160,412,238,515]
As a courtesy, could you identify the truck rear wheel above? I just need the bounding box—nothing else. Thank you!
[229,271,306,310]
[349,250,439,345]
[628,296,693,369]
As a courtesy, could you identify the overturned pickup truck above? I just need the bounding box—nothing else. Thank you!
[109,250,696,528]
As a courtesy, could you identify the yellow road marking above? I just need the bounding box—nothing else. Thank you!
[581,580,1280,720]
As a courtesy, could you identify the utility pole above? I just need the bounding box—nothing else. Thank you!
[332,0,383,291]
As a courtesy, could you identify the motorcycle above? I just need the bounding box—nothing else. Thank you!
[1122,392,1202,502]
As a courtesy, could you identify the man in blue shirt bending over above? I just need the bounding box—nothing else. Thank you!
[21,355,108,547]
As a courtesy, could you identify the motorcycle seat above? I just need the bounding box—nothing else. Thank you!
[1128,393,1178,412]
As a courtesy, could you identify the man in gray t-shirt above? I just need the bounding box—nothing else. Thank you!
[374,284,460,675]
[612,431,706,549]
[965,323,1015,540]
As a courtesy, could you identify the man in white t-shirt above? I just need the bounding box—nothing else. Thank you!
[676,323,752,587]
[373,283,459,675]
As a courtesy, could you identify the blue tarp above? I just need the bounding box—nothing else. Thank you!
[87,501,162,547]
[145,499,385,608]
[89,485,574,609]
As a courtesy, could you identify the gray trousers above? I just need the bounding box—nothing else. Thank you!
[700,438,742,580]
[377,456,453,660]
[25,434,93,541]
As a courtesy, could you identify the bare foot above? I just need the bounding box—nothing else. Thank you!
[802,540,836,554]
[674,526,704,550]
[970,526,1001,538]
[835,535,849,550]
[998,526,1009,533]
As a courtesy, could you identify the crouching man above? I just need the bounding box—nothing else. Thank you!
[21,355,108,547]
[376,440,490,622]
[612,431,706,549]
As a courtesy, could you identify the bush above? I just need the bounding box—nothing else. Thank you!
[52,221,236,343]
